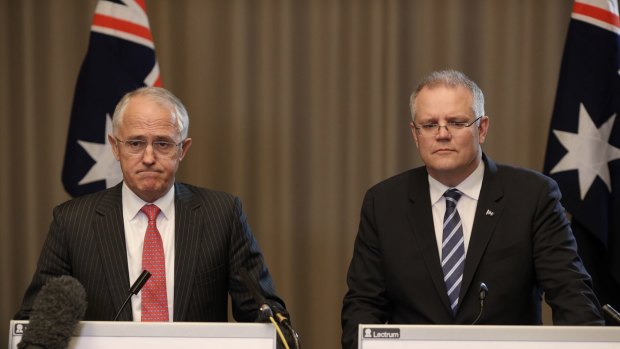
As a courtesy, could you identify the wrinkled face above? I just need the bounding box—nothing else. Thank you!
[410,85,489,187]
[109,95,192,203]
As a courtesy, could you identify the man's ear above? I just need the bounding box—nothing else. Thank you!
[477,116,490,144]
[179,138,192,161]
[409,122,420,149]
[108,134,121,160]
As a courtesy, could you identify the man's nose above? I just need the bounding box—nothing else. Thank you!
[142,144,156,163]
[436,125,452,138]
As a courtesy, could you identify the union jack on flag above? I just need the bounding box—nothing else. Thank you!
[62,0,161,197]
[543,0,620,321]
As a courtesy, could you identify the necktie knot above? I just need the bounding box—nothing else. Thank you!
[443,189,462,208]
[141,204,161,222]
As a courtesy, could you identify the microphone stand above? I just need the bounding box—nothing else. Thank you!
[471,282,488,325]
[238,268,298,349]
[113,270,151,321]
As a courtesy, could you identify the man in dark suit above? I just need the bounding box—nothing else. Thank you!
[15,87,286,323]
[341,70,604,349]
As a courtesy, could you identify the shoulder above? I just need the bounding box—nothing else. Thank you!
[54,185,119,213]
[488,159,561,199]
[367,166,426,194]
[360,166,428,209]
[494,162,557,187]
[176,182,236,200]
[175,182,240,209]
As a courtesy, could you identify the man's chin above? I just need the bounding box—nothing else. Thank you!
[426,157,458,170]
[426,161,463,176]
[135,188,165,202]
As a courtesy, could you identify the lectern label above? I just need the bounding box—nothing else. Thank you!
[362,328,400,339]
[13,323,27,335]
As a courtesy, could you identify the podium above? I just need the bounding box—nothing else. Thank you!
[8,320,276,349]
[359,324,620,349]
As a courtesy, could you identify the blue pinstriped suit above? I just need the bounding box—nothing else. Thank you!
[15,182,284,322]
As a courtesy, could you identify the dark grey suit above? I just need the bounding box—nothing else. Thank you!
[16,182,284,322]
[342,154,603,349]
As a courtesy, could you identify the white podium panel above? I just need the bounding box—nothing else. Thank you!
[359,324,620,349]
[8,320,276,349]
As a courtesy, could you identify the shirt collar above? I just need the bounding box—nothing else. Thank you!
[429,160,485,206]
[122,182,175,221]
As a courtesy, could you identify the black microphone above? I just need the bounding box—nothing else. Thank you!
[17,276,87,349]
[238,268,274,319]
[113,270,151,321]
[602,304,620,324]
[274,312,301,349]
[471,282,488,325]
[238,268,301,349]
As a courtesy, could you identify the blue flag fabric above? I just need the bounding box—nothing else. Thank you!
[62,0,161,197]
[543,0,620,320]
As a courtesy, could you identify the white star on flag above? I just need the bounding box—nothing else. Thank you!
[76,114,122,187]
[550,103,620,199]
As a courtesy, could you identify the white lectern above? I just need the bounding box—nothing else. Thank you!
[359,324,620,349]
[8,320,276,349]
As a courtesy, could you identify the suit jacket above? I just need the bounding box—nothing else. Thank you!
[341,154,603,349]
[16,182,285,322]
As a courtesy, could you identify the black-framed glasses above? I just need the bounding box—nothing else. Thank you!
[115,137,183,157]
[413,116,483,136]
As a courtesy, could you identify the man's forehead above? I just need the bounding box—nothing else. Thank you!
[419,83,472,96]
[118,113,179,138]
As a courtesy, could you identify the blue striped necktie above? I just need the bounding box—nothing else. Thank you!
[442,189,465,316]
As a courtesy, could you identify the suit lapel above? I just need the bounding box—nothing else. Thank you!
[92,183,132,320]
[460,155,504,303]
[173,183,202,321]
[405,169,453,314]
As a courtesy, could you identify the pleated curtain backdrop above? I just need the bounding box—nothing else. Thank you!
[0,1,571,348]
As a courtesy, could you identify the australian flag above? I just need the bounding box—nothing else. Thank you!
[62,0,161,197]
[543,0,620,323]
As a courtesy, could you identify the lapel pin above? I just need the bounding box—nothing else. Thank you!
[485,209,495,217]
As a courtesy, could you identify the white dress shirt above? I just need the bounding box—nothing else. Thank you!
[122,182,175,321]
[429,160,485,259]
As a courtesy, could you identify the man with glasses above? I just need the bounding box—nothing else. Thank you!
[341,70,603,349]
[16,87,288,325]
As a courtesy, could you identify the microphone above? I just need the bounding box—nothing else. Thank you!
[17,275,87,349]
[237,269,295,330]
[471,282,488,325]
[113,270,151,321]
[602,304,620,324]
[274,312,301,349]
[238,268,274,319]
[238,268,300,349]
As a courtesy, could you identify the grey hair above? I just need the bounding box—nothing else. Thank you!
[409,70,485,123]
[112,86,190,139]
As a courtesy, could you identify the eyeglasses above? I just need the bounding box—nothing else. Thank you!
[115,137,183,157]
[412,116,483,136]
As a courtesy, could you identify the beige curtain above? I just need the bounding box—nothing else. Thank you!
[0,0,572,348]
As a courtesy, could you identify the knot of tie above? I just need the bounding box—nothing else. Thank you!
[141,204,161,222]
[443,188,462,208]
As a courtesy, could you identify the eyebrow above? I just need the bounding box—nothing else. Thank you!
[445,114,472,119]
[124,135,177,142]
[418,115,471,122]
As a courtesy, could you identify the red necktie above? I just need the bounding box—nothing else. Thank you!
[140,204,169,321]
